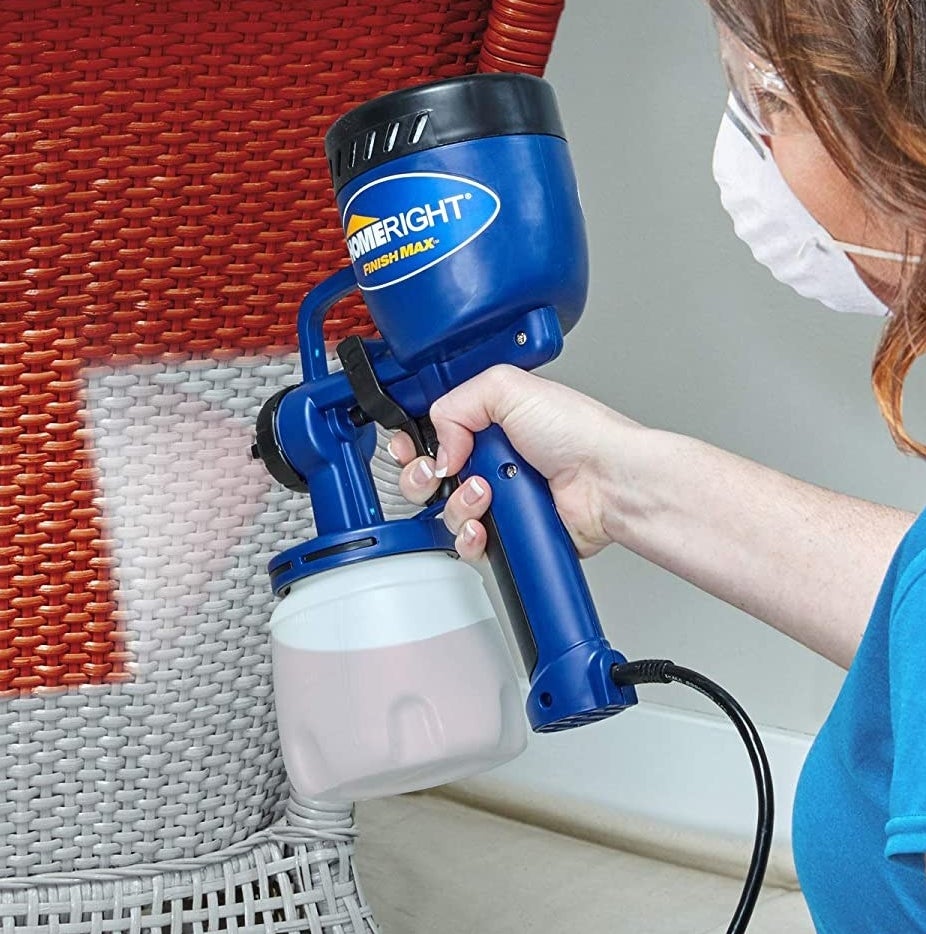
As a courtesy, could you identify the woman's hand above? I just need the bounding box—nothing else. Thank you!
[390,365,642,561]
[390,364,914,669]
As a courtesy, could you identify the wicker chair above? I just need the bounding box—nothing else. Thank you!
[0,1,563,930]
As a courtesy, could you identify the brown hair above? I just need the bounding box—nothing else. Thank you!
[708,0,926,456]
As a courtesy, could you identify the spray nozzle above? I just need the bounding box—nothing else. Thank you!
[251,387,307,493]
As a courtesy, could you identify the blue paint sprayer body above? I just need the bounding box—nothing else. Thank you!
[255,74,774,933]
[258,74,635,737]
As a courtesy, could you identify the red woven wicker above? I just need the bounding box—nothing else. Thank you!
[0,0,564,692]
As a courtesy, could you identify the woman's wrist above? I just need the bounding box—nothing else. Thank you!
[597,418,678,550]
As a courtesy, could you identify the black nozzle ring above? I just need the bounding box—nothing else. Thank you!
[253,387,308,494]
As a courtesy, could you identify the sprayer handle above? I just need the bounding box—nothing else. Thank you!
[461,425,634,732]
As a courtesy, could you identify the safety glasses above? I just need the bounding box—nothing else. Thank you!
[715,19,813,137]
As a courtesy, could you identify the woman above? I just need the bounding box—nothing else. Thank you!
[391,0,926,929]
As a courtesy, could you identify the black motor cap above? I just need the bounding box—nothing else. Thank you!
[324,73,565,196]
[252,387,307,494]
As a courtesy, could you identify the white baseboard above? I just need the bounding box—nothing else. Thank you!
[438,690,812,888]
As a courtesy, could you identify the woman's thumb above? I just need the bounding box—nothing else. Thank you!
[429,366,525,476]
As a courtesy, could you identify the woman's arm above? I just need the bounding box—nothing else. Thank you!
[395,366,914,669]
[606,429,914,669]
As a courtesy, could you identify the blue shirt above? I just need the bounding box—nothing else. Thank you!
[794,510,926,931]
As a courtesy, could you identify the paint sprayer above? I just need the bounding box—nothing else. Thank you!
[252,74,773,933]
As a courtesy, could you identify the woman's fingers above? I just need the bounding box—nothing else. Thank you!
[393,426,493,557]
[387,431,417,466]
[397,454,441,505]
[443,476,492,533]
[391,432,441,505]
[390,419,494,562]
[444,477,492,561]
[455,519,487,562]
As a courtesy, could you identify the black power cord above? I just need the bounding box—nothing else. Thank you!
[610,660,774,934]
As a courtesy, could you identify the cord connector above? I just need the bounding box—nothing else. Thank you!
[610,659,674,686]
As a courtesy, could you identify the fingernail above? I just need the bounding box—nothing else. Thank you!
[435,449,449,478]
[386,439,401,465]
[462,521,477,544]
[413,460,435,485]
[461,477,486,506]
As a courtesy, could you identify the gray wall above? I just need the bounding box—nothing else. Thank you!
[541,0,926,735]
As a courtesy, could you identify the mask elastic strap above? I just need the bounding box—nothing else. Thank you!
[827,237,921,264]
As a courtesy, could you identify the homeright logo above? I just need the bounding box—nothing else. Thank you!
[341,172,501,290]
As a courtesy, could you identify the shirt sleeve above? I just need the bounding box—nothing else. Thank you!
[885,558,926,864]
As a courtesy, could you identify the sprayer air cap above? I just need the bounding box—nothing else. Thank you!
[325,73,566,195]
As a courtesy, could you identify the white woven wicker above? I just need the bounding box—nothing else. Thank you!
[0,352,412,932]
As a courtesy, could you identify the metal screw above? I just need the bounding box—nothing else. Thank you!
[504,464,519,479]
[515,331,528,346]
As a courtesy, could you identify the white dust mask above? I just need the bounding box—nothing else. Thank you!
[712,96,901,317]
